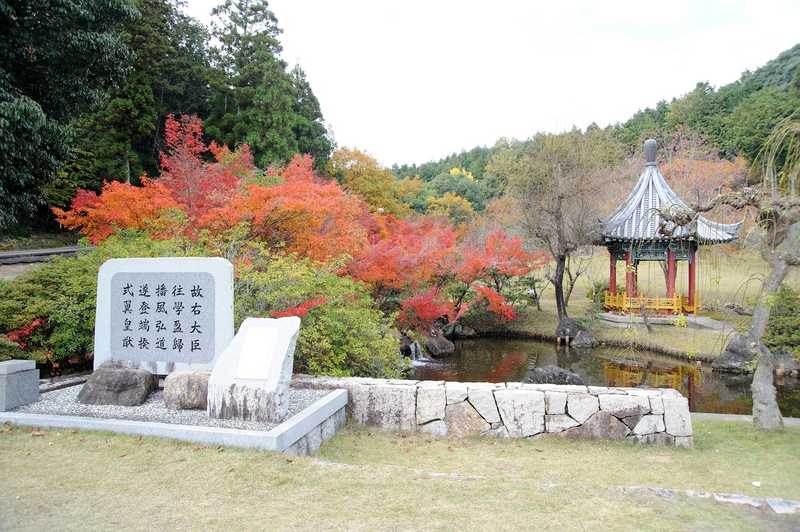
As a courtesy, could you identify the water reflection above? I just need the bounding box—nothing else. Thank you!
[412,338,800,416]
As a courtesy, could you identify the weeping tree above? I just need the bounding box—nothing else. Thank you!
[660,115,800,430]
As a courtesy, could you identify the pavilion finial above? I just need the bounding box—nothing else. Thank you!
[644,139,657,166]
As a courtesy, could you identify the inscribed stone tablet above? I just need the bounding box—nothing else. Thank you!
[94,258,234,374]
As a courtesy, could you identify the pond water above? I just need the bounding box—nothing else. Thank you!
[412,338,800,416]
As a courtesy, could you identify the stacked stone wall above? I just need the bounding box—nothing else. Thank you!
[292,376,693,448]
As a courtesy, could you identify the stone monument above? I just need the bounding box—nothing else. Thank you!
[93,257,234,375]
[207,316,300,423]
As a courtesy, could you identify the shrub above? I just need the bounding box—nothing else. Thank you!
[0,232,191,365]
[765,286,800,358]
[234,248,404,377]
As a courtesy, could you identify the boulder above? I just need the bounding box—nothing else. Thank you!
[425,335,456,357]
[555,317,586,339]
[78,362,156,406]
[571,329,599,349]
[712,334,758,373]
[559,411,629,441]
[444,401,490,437]
[441,321,477,339]
[164,371,209,410]
[545,414,580,432]
[399,334,422,359]
[525,365,585,386]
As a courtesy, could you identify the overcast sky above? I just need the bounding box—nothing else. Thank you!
[184,1,800,166]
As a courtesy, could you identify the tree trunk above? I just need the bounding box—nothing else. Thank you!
[553,254,568,321]
[749,258,789,430]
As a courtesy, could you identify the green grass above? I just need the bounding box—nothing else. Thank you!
[1,421,799,530]
[503,247,800,359]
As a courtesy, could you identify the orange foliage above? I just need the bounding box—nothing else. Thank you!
[200,154,371,262]
[53,178,181,244]
[159,114,251,223]
[347,216,459,291]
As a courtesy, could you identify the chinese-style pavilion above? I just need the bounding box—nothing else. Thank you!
[597,139,741,314]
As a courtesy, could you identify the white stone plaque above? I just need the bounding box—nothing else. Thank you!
[94,258,234,374]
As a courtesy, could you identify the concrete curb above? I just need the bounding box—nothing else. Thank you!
[692,412,800,426]
[0,388,347,453]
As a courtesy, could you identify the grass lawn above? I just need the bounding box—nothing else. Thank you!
[2,421,799,531]
[501,247,800,359]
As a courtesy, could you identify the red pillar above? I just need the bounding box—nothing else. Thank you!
[687,247,696,310]
[666,247,677,297]
[625,249,634,297]
[609,251,617,294]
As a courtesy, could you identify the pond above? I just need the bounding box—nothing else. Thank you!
[412,338,800,417]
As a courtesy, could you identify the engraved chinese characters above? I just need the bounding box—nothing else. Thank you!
[111,272,215,363]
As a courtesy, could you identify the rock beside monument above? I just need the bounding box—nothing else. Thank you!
[526,365,585,386]
[425,335,455,357]
[164,371,209,410]
[77,362,156,406]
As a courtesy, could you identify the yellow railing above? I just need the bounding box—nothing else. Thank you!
[603,292,698,314]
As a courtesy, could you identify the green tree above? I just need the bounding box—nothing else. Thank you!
[489,128,624,321]
[0,0,136,228]
[76,0,214,184]
[206,0,332,168]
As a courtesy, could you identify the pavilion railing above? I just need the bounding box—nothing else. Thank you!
[603,292,698,314]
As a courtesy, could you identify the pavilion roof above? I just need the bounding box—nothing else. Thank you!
[599,140,742,244]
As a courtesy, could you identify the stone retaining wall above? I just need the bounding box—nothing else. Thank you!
[291,375,693,448]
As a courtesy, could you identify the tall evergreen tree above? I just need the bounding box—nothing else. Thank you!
[207,0,331,168]
[76,0,213,185]
[0,0,136,228]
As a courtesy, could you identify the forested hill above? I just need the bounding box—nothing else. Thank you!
[393,42,800,180]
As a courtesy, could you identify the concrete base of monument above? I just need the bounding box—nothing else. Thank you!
[1,384,347,455]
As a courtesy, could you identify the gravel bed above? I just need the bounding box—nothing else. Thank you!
[15,385,331,432]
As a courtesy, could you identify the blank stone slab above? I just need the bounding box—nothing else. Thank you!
[207,317,300,423]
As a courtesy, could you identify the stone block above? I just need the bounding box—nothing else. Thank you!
[632,414,666,435]
[545,414,579,432]
[446,382,468,404]
[350,382,417,432]
[649,396,664,415]
[304,424,324,454]
[208,317,299,423]
[467,386,500,423]
[419,419,448,437]
[0,360,39,411]
[629,432,675,445]
[481,425,509,438]
[662,396,692,437]
[494,389,545,437]
[674,436,693,449]
[163,371,209,410]
[416,382,445,424]
[598,394,650,418]
[559,411,629,441]
[444,401,489,437]
[545,391,567,414]
[566,393,599,424]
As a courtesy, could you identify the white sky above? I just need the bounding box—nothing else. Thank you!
[184,0,800,166]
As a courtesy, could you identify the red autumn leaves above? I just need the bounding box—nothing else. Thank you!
[54,114,550,328]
